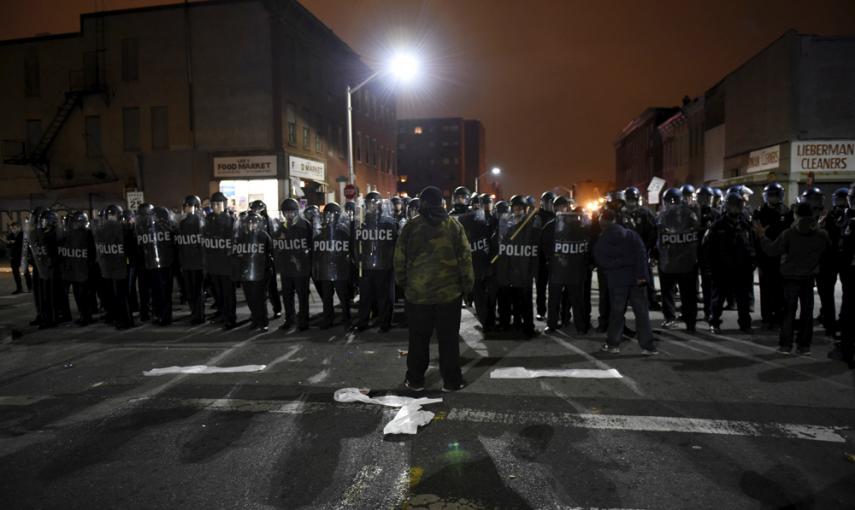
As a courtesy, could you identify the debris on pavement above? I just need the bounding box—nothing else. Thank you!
[333,387,442,435]
[142,364,267,376]
[490,367,623,379]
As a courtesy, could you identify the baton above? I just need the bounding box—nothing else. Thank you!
[490,208,539,264]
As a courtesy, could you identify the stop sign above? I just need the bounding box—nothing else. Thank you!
[344,184,357,200]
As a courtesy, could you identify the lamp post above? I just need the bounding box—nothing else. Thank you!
[346,53,418,186]
[475,166,501,194]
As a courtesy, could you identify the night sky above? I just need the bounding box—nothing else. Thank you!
[2,0,854,195]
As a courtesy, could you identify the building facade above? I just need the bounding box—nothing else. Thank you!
[396,117,491,198]
[613,107,680,192]
[0,0,396,229]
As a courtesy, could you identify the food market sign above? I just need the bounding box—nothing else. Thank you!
[289,155,325,181]
[746,145,779,173]
[791,141,855,172]
[213,155,277,178]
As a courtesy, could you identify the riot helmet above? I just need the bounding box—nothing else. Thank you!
[680,184,696,203]
[452,186,471,206]
[137,202,154,217]
[184,195,201,208]
[712,188,724,207]
[553,195,571,213]
[605,190,626,211]
[510,195,527,215]
[800,187,824,217]
[480,193,494,214]
[390,196,403,214]
[211,192,228,214]
[540,191,555,212]
[249,200,267,216]
[495,200,509,216]
[470,194,482,209]
[154,206,172,225]
[70,211,89,230]
[724,191,743,218]
[624,187,641,210]
[39,209,58,231]
[324,202,342,223]
[406,198,420,219]
[105,204,123,220]
[364,191,382,214]
[696,185,714,208]
[831,187,848,209]
[662,187,683,208]
[763,182,784,206]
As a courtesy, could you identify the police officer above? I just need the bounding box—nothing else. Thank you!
[391,196,405,223]
[60,211,96,325]
[30,209,61,328]
[249,200,282,321]
[624,186,659,310]
[752,182,793,329]
[481,193,495,219]
[203,192,237,329]
[703,191,756,334]
[542,196,590,334]
[405,198,420,221]
[456,196,497,332]
[695,185,719,323]
[313,202,354,330]
[177,195,205,325]
[95,205,133,329]
[137,205,176,326]
[273,199,312,331]
[234,211,271,331]
[817,188,849,336]
[830,186,855,368]
[800,187,825,219]
[355,192,398,332]
[496,194,541,338]
[535,191,556,321]
[6,222,30,294]
[681,184,698,215]
[592,191,633,332]
[450,186,471,215]
[657,188,701,332]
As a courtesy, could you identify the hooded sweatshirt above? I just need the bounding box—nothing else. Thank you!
[760,217,830,278]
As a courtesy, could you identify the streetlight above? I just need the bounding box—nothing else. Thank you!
[475,166,501,193]
[346,52,419,186]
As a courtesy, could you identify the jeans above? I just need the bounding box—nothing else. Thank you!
[660,271,698,326]
[607,284,654,350]
[405,297,463,386]
[780,278,814,349]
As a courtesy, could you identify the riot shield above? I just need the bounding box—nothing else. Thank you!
[312,214,352,282]
[456,209,492,280]
[30,212,61,279]
[95,217,128,280]
[357,204,397,271]
[60,224,92,283]
[272,215,312,277]
[657,204,700,274]
[176,212,205,272]
[495,212,540,287]
[233,214,269,282]
[202,211,234,276]
[549,212,590,285]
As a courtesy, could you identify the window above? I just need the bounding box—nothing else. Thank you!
[414,126,423,135]
[122,107,140,150]
[151,106,169,150]
[85,115,102,158]
[303,125,310,150]
[315,128,322,153]
[286,104,296,146]
[121,38,139,81]
[24,55,39,97]
[25,119,42,151]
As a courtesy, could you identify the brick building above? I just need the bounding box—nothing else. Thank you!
[613,107,680,191]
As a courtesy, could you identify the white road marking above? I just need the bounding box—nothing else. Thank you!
[143,364,267,376]
[0,395,49,406]
[551,330,646,397]
[459,311,488,356]
[265,345,304,370]
[491,367,623,379]
[306,369,332,384]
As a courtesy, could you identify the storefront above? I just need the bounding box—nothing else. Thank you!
[213,154,283,216]
[288,155,330,206]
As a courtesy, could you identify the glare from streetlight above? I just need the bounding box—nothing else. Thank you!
[388,52,419,82]
[491,167,501,176]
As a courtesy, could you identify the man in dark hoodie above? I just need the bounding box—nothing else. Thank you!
[592,209,657,355]
[755,202,830,355]
[395,186,474,392]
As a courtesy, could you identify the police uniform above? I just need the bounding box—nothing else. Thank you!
[355,204,398,331]
[752,202,793,327]
[203,207,237,328]
[234,213,271,329]
[60,214,96,324]
[495,211,541,336]
[457,208,497,331]
[313,204,354,329]
[136,207,176,325]
[176,207,205,324]
[543,212,590,333]
[273,203,313,330]
[703,209,756,331]
[657,203,701,330]
[95,209,134,329]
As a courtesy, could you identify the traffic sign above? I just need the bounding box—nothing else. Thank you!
[344,184,357,200]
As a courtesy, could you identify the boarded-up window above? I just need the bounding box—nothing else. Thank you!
[122,38,139,81]
[151,106,168,150]
[85,116,102,158]
[123,107,140,150]
[24,55,39,97]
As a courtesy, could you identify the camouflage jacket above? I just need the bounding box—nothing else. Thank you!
[394,212,474,304]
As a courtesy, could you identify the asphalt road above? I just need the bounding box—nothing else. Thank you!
[0,272,853,510]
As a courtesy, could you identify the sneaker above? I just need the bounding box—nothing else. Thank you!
[600,344,620,354]
[403,379,424,392]
[543,326,558,334]
[535,314,546,322]
[442,380,467,392]
[661,320,679,330]
[641,349,660,356]
[709,325,722,334]
[272,312,282,319]
[795,347,811,356]
[776,346,792,355]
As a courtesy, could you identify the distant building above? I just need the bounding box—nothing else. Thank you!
[0,0,396,229]
[660,96,705,189]
[613,107,680,192]
[396,117,491,198]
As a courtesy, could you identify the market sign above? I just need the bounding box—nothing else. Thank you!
[213,155,277,178]
[289,155,325,181]
[746,144,780,173]
[791,140,855,172]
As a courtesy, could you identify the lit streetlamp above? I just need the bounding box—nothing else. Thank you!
[346,52,419,186]
[475,166,501,193]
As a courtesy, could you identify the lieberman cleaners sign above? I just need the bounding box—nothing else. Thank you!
[790,141,855,171]
[213,155,277,178]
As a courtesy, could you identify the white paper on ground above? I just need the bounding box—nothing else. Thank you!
[143,364,267,376]
[490,367,623,379]
[333,387,442,434]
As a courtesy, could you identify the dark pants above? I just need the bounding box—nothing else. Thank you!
[472,276,497,330]
[710,271,753,329]
[137,265,151,320]
[108,278,132,328]
[606,284,654,349]
[282,275,310,328]
[182,269,204,323]
[548,282,587,332]
[210,274,236,326]
[55,276,71,322]
[660,271,698,327]
[700,271,713,320]
[780,277,814,349]
[816,263,841,332]
[31,265,41,320]
[320,280,350,327]
[127,265,139,313]
[758,261,783,325]
[173,263,187,303]
[70,281,92,322]
[358,269,394,329]
[268,268,282,315]
[499,285,534,333]
[646,260,658,305]
[839,268,855,362]
[242,278,269,327]
[148,267,174,324]
[597,268,610,328]
[405,297,463,386]
[36,277,56,326]
[536,260,548,317]
[11,261,31,292]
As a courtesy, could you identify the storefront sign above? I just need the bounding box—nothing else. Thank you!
[289,156,325,182]
[791,141,855,172]
[746,145,779,173]
[213,155,277,178]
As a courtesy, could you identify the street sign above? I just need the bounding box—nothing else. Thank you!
[126,191,145,211]
[344,184,357,200]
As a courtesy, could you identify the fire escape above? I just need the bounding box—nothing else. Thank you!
[2,15,115,189]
